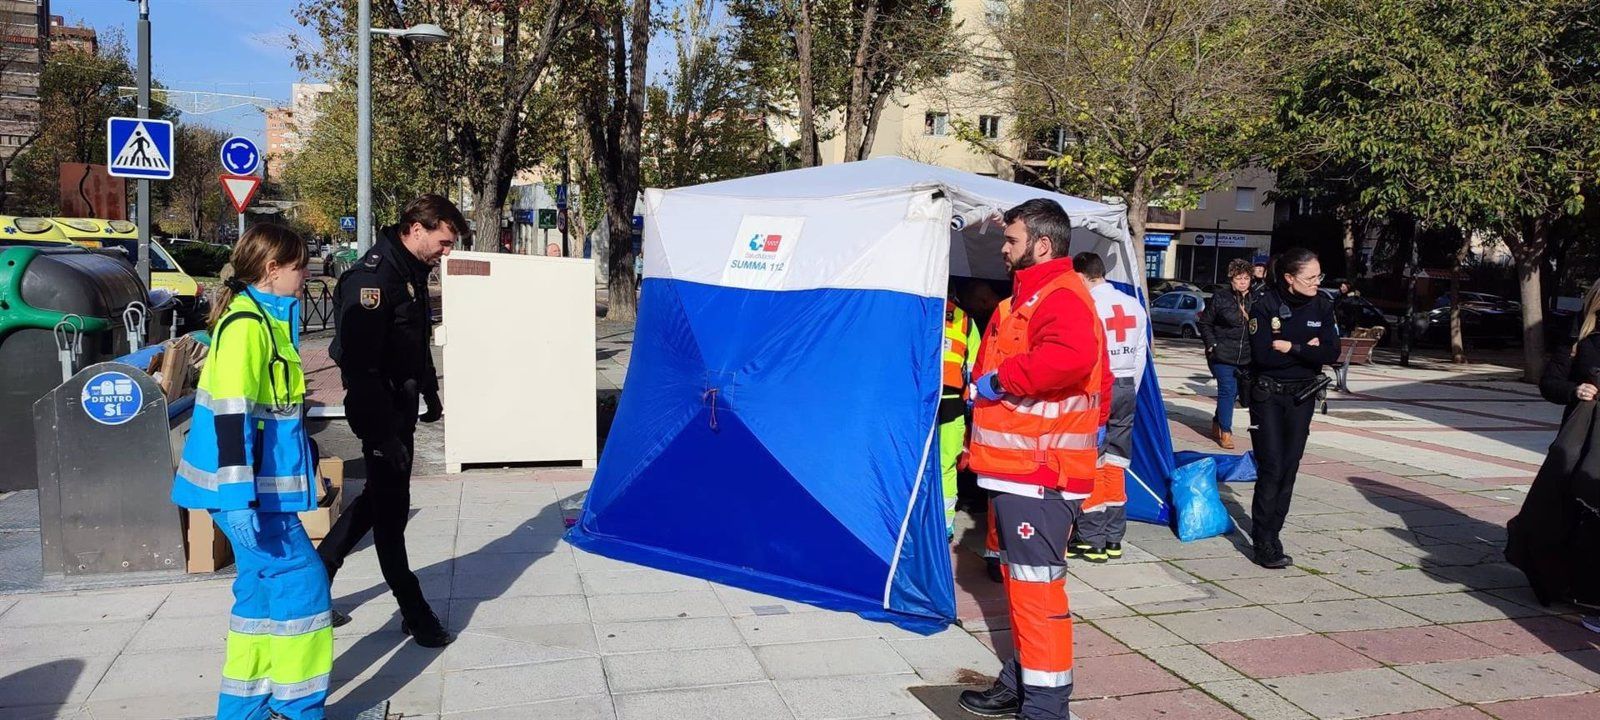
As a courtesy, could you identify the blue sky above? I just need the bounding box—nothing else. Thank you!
[56,0,311,144]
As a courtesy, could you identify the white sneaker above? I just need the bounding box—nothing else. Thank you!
[1582,615,1600,634]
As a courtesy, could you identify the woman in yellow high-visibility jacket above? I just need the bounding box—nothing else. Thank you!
[171,224,330,720]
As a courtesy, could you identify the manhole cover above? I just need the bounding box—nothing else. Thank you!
[1327,410,1399,421]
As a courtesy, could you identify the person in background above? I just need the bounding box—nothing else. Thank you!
[1508,281,1600,634]
[170,225,330,720]
[1069,252,1146,563]
[319,194,463,647]
[1249,261,1268,298]
[959,199,1105,720]
[1246,248,1339,569]
[1198,259,1256,450]
[940,284,982,539]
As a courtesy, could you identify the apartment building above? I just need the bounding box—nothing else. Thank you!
[264,82,331,180]
[1153,167,1277,284]
[0,0,45,186]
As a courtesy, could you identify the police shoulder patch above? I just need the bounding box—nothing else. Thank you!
[1249,318,1258,334]
[359,287,381,310]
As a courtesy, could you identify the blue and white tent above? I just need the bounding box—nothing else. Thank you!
[569,158,1176,633]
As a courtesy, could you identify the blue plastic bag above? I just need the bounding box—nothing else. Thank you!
[1173,450,1257,483]
[1170,458,1232,542]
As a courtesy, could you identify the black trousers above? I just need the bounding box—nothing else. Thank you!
[1247,388,1317,551]
[318,424,431,622]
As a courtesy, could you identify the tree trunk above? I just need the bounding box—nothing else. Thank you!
[1513,217,1550,383]
[601,0,651,323]
[793,0,819,167]
[1125,178,1150,300]
[1449,233,1467,364]
[465,0,571,255]
[842,0,880,162]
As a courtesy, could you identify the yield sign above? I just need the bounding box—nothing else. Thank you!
[220,174,262,213]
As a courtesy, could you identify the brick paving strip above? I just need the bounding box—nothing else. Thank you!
[2,335,1597,719]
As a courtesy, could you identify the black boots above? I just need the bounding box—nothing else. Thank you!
[402,609,456,648]
[1253,534,1293,569]
[958,682,1021,718]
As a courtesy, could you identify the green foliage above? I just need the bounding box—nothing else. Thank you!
[986,0,1286,229]
[7,35,176,214]
[277,86,447,235]
[166,242,231,276]
[1276,0,1600,241]
[643,1,771,188]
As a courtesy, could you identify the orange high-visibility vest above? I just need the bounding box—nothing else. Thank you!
[942,300,974,391]
[969,272,1106,486]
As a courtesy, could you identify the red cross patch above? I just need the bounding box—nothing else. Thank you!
[1016,522,1035,540]
[1106,304,1138,343]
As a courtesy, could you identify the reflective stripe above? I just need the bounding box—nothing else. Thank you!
[177,460,253,490]
[1004,393,1098,419]
[976,476,1047,498]
[1006,562,1067,582]
[218,675,330,701]
[1021,667,1074,688]
[230,611,332,636]
[1104,453,1131,468]
[272,674,330,701]
[256,474,311,494]
[219,677,272,698]
[1081,504,1107,514]
[195,388,253,416]
[971,426,1099,452]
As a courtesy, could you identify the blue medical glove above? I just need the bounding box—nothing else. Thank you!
[218,508,262,552]
[975,372,1005,402]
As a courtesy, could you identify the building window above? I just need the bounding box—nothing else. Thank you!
[1145,248,1165,278]
[1235,187,1256,212]
[924,112,948,136]
[978,115,1000,139]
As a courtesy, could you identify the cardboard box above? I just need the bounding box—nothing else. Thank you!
[184,508,233,574]
[183,457,346,573]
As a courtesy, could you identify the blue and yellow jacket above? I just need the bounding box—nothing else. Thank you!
[172,287,317,513]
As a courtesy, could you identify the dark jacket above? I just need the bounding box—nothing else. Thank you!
[1198,288,1252,366]
[1506,377,1600,607]
[1541,334,1600,421]
[330,226,438,444]
[1248,287,1340,380]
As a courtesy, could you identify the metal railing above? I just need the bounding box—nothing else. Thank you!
[301,278,336,333]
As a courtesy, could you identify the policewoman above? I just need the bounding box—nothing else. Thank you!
[1246,247,1339,569]
[171,225,332,720]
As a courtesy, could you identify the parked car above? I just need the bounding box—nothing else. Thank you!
[1319,289,1398,342]
[1418,303,1522,347]
[1149,278,1201,298]
[1433,291,1519,311]
[1149,290,1208,338]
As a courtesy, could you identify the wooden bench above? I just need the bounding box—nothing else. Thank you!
[1333,327,1385,392]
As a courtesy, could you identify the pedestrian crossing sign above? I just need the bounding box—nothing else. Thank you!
[106,117,175,180]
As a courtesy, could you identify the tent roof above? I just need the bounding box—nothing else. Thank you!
[670,157,1129,239]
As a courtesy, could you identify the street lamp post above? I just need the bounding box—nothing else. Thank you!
[355,0,447,254]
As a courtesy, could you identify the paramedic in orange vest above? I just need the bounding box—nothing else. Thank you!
[1070,251,1148,563]
[959,198,1107,720]
[942,293,982,539]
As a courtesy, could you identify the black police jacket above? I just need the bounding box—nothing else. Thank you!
[330,226,438,444]
[1198,289,1253,366]
[1248,287,1340,380]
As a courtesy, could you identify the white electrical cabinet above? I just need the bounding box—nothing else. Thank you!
[440,251,597,472]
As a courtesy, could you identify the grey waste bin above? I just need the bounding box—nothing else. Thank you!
[0,246,148,491]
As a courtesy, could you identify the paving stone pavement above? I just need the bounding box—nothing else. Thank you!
[3,331,1599,719]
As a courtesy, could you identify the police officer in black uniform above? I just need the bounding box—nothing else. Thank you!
[319,194,464,647]
[1246,247,1339,569]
